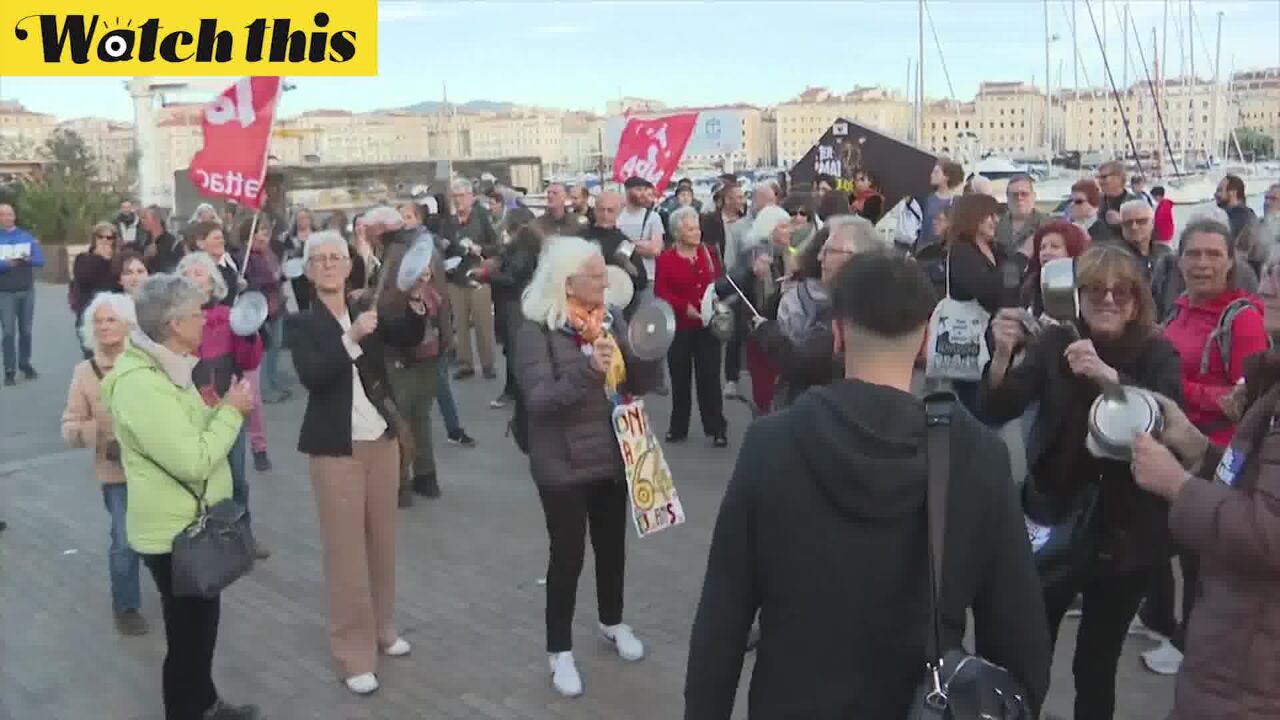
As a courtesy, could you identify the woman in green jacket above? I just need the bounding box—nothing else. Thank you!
[102,274,259,720]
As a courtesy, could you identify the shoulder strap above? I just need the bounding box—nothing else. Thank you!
[88,358,105,380]
[923,391,956,691]
[1204,298,1265,375]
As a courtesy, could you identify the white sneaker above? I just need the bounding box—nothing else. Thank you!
[600,623,645,662]
[382,637,411,657]
[1141,639,1184,675]
[344,672,379,695]
[548,651,583,697]
[1127,617,1163,643]
[724,381,740,399]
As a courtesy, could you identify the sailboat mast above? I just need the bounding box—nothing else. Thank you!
[917,0,925,146]
[1044,0,1052,158]
[1211,10,1222,163]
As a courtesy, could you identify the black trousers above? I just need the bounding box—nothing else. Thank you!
[724,328,742,383]
[1140,550,1200,651]
[667,327,726,437]
[1043,564,1151,720]
[143,554,221,720]
[536,478,627,653]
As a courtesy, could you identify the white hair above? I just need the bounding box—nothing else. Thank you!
[825,215,884,253]
[79,292,137,353]
[755,178,780,197]
[176,251,227,303]
[748,205,791,245]
[134,274,206,344]
[189,202,217,225]
[969,175,995,197]
[362,206,402,229]
[450,178,473,194]
[302,230,351,264]
[521,236,604,329]
[1119,198,1154,217]
[668,206,700,235]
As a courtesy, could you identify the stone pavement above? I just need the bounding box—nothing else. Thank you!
[0,283,1174,719]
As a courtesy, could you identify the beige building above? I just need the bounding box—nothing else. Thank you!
[560,112,606,173]
[1234,67,1280,158]
[57,117,135,181]
[1059,78,1233,164]
[606,97,666,116]
[922,81,1051,159]
[469,110,564,166]
[0,100,58,160]
[775,87,912,167]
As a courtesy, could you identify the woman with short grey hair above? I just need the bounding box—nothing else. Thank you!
[515,235,662,697]
[102,274,259,720]
[179,251,266,558]
[61,292,147,636]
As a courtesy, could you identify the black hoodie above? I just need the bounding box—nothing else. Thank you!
[684,380,1051,720]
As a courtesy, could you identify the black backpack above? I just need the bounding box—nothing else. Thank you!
[507,328,555,455]
[1164,296,1271,375]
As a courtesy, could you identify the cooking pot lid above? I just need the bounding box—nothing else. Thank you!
[1089,386,1160,449]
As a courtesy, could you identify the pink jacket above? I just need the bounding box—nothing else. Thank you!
[194,304,263,406]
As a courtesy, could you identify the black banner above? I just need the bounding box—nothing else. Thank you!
[787,118,937,215]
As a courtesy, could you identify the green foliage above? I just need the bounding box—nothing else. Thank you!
[1236,128,1276,161]
[14,129,117,245]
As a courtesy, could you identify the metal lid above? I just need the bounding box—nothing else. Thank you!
[628,299,676,361]
[1087,386,1163,461]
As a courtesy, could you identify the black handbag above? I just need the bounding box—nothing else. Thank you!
[908,393,1033,720]
[161,456,256,599]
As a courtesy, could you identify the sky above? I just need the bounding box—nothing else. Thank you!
[1,0,1278,122]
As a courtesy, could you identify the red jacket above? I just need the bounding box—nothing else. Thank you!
[655,244,721,332]
[1154,198,1175,243]
[1162,289,1269,445]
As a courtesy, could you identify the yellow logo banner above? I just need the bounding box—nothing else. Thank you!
[1,1,378,75]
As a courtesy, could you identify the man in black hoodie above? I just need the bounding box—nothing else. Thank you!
[685,251,1051,719]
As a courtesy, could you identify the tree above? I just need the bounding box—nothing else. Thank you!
[15,129,117,245]
[1236,128,1275,161]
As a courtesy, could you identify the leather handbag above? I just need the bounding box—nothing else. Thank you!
[908,392,1033,720]
[164,467,256,599]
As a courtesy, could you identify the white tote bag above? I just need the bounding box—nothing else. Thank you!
[925,253,992,382]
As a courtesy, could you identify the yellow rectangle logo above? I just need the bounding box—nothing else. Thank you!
[1,0,377,75]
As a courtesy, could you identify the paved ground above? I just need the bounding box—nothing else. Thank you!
[0,283,1174,719]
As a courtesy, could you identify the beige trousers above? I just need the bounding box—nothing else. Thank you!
[448,283,496,372]
[309,436,400,677]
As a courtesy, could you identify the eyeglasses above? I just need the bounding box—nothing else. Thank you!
[1081,284,1136,305]
[308,254,348,266]
[1071,198,1088,205]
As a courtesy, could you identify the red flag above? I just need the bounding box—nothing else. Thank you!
[612,112,698,194]
[188,77,282,210]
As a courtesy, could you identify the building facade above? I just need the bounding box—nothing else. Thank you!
[1234,67,1280,159]
[774,87,912,167]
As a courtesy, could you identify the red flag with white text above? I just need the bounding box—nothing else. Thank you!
[188,77,282,210]
[612,112,698,194]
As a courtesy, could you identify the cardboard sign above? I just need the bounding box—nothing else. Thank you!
[611,399,685,537]
[787,117,937,216]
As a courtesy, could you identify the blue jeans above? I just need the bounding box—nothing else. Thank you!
[261,314,285,391]
[229,425,250,525]
[436,356,462,434]
[0,288,35,375]
[101,484,141,612]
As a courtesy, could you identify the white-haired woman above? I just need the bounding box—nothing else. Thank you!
[286,231,428,695]
[177,252,267,559]
[513,235,662,697]
[101,274,258,720]
[655,206,728,446]
[60,292,149,637]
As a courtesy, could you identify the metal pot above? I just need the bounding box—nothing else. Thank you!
[1086,386,1164,461]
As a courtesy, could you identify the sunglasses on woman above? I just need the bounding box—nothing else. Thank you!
[1081,283,1136,305]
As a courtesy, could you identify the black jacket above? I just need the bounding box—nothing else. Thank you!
[946,240,1014,315]
[685,380,1052,719]
[583,224,650,311]
[979,324,1184,573]
[441,204,500,288]
[146,232,185,274]
[287,298,425,457]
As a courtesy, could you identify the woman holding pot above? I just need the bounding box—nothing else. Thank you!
[514,235,662,698]
[1131,349,1280,720]
[978,244,1183,720]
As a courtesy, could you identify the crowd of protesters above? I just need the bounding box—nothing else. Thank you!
[1,162,1279,719]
